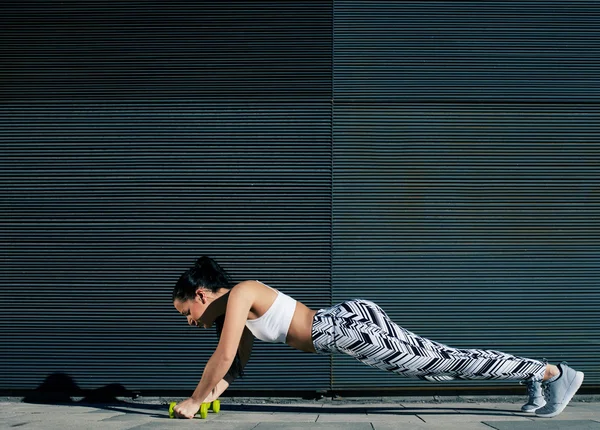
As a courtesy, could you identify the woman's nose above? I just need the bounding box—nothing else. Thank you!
[187,316,196,326]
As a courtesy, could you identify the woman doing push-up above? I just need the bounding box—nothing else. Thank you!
[171,256,584,419]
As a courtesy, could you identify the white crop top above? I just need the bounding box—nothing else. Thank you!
[245,281,297,343]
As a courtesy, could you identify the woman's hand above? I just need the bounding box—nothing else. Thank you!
[173,397,202,419]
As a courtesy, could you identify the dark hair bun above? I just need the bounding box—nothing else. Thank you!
[195,256,212,268]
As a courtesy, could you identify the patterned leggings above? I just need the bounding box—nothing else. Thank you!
[311,299,546,382]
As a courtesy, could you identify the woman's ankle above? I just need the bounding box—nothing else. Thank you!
[543,364,560,381]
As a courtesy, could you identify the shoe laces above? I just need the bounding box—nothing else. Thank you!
[542,382,553,403]
[520,379,542,400]
[527,382,539,398]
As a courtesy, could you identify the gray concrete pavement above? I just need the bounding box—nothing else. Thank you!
[1,395,599,429]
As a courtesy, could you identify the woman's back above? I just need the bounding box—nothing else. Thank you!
[235,280,317,352]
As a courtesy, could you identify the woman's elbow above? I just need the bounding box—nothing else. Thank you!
[215,347,236,365]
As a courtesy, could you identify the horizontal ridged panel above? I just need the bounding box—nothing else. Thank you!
[334,1,600,101]
[1,1,331,100]
[0,101,332,391]
[333,0,599,389]
[332,104,599,388]
[3,0,600,396]
[1,0,333,392]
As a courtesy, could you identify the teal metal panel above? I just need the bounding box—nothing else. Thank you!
[334,1,600,102]
[1,1,332,101]
[333,1,600,389]
[2,0,599,396]
[0,1,333,393]
[0,101,333,392]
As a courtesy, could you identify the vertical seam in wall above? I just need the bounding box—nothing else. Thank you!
[329,0,335,393]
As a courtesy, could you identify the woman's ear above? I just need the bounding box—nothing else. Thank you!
[195,287,206,303]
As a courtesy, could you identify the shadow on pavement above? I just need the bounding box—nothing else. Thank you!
[20,372,525,419]
[223,403,521,417]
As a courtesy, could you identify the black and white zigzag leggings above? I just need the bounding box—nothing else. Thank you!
[311,299,546,382]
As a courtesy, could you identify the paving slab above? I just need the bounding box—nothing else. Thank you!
[372,423,492,430]
[482,420,600,430]
[0,412,131,428]
[527,406,600,422]
[129,421,258,430]
[440,402,524,414]
[100,413,153,424]
[246,413,318,422]
[256,424,372,430]
[0,396,598,430]
[217,412,317,422]
[216,402,321,421]
[0,418,140,430]
[416,412,533,425]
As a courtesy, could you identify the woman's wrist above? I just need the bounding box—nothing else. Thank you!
[189,393,204,403]
[194,379,230,403]
[214,379,230,397]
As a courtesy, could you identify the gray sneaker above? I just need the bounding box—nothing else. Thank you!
[520,379,546,412]
[535,362,584,418]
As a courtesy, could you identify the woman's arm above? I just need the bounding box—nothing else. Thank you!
[204,327,254,402]
[201,378,230,403]
[174,282,255,418]
[191,284,253,400]
[226,326,254,382]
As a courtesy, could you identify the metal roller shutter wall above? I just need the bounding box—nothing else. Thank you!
[1,0,598,396]
[0,1,333,392]
[332,1,599,389]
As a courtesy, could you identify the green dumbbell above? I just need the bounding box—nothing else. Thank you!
[168,400,220,419]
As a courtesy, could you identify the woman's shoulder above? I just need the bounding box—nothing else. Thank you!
[229,280,280,311]
[230,280,272,296]
[232,279,267,288]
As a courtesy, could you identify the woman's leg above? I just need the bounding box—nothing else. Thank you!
[329,300,547,382]
[312,299,584,417]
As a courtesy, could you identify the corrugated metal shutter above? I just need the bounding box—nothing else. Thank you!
[2,0,598,396]
[0,1,333,392]
[332,1,599,389]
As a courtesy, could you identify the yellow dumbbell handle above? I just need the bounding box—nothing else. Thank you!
[168,401,220,419]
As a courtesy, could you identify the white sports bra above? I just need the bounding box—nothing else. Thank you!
[245,281,297,343]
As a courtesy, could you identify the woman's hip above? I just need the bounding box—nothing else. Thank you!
[311,299,389,354]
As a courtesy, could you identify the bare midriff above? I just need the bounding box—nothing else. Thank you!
[285,301,318,353]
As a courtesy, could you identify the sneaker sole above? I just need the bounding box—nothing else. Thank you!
[535,371,584,418]
[522,403,546,413]
[522,399,547,413]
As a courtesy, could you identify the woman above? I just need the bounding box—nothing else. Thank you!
[171,256,584,419]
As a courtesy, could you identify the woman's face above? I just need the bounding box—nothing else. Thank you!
[173,289,209,328]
